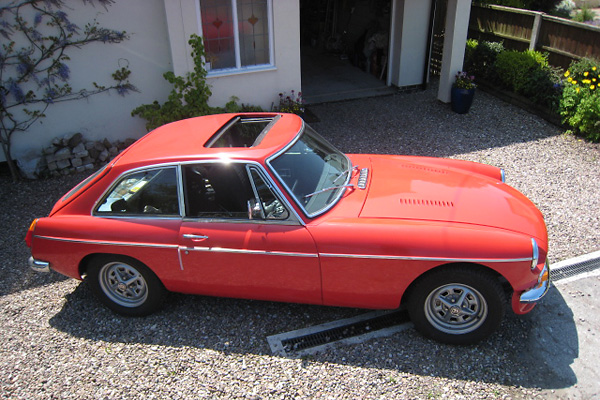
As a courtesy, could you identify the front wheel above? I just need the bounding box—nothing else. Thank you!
[408,267,505,345]
[87,255,165,316]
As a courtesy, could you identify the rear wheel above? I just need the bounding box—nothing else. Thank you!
[408,267,505,344]
[87,256,165,316]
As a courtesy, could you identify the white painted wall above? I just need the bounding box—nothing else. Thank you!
[164,0,301,111]
[9,0,173,168]
[438,0,472,102]
[7,0,469,171]
[389,0,432,87]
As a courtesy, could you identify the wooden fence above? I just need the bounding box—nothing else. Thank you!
[468,3,600,69]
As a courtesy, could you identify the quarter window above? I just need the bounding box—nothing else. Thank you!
[96,168,180,216]
[199,0,272,71]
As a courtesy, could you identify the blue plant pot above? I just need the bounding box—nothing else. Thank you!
[451,87,475,114]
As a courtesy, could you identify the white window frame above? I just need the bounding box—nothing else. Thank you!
[197,0,275,77]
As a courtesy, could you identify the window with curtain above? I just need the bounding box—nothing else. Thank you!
[199,0,271,71]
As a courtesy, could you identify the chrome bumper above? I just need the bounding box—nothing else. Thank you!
[520,260,550,303]
[29,256,50,273]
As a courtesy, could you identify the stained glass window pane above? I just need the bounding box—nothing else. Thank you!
[200,0,236,69]
[237,0,270,67]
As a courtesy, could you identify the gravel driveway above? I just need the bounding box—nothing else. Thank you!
[1,86,599,399]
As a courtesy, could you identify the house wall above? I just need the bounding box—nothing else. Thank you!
[9,0,173,169]
[164,0,302,112]
[389,0,433,87]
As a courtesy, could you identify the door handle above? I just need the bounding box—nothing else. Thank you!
[182,234,209,241]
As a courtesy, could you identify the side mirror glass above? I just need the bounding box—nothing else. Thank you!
[247,199,265,220]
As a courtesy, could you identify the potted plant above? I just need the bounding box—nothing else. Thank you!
[451,71,476,114]
[277,90,305,116]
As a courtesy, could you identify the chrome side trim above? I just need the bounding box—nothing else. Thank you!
[320,253,533,263]
[500,168,506,183]
[183,246,318,258]
[33,235,179,250]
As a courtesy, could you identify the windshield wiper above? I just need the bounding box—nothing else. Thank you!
[333,165,359,184]
[304,184,354,199]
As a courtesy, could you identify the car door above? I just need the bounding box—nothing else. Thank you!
[178,162,322,304]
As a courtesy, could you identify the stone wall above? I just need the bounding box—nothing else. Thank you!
[38,133,136,178]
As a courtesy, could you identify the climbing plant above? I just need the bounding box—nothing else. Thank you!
[0,0,135,180]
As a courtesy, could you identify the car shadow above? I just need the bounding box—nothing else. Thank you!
[49,281,577,391]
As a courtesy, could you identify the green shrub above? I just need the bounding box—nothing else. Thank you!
[494,50,548,93]
[572,6,598,22]
[132,34,213,131]
[132,34,262,131]
[464,40,504,84]
[519,66,563,112]
[560,58,600,141]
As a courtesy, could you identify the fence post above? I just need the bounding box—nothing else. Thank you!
[529,12,543,51]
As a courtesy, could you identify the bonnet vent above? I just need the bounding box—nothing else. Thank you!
[399,198,454,208]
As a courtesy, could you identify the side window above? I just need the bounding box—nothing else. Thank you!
[248,168,289,220]
[96,168,180,216]
[183,163,255,219]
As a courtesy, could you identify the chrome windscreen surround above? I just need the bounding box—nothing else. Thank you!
[531,238,539,270]
[500,168,506,183]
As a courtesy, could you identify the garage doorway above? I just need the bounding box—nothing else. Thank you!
[300,0,396,104]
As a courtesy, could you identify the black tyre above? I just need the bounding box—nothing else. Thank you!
[408,266,505,345]
[87,255,165,316]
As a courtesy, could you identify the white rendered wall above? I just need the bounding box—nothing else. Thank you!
[164,0,302,111]
[438,0,472,102]
[10,0,173,167]
[389,0,432,87]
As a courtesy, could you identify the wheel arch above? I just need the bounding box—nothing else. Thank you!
[79,253,149,279]
[400,262,509,307]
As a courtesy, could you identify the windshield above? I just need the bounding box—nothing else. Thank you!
[268,125,351,217]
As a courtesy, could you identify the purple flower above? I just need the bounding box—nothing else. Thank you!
[57,63,70,80]
[31,29,42,41]
[116,84,129,96]
[43,89,57,103]
[34,13,43,26]
[55,11,68,22]
[66,23,79,34]
[17,62,30,76]
[9,80,25,102]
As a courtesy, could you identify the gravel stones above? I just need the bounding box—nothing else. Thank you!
[1,85,598,399]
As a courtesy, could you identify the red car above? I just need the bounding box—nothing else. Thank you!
[26,113,549,344]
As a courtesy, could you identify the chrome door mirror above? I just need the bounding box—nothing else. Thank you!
[247,199,265,220]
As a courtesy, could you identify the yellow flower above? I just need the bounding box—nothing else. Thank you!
[572,80,578,84]
[568,77,573,82]
[584,71,589,77]
[564,70,570,77]
[593,67,598,71]
[592,85,596,90]
[583,79,591,84]
[576,87,580,93]
[594,78,597,82]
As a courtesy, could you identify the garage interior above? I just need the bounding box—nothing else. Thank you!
[300,0,397,104]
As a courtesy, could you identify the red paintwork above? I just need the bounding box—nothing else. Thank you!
[28,113,548,314]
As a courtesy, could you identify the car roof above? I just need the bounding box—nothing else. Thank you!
[113,113,303,170]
